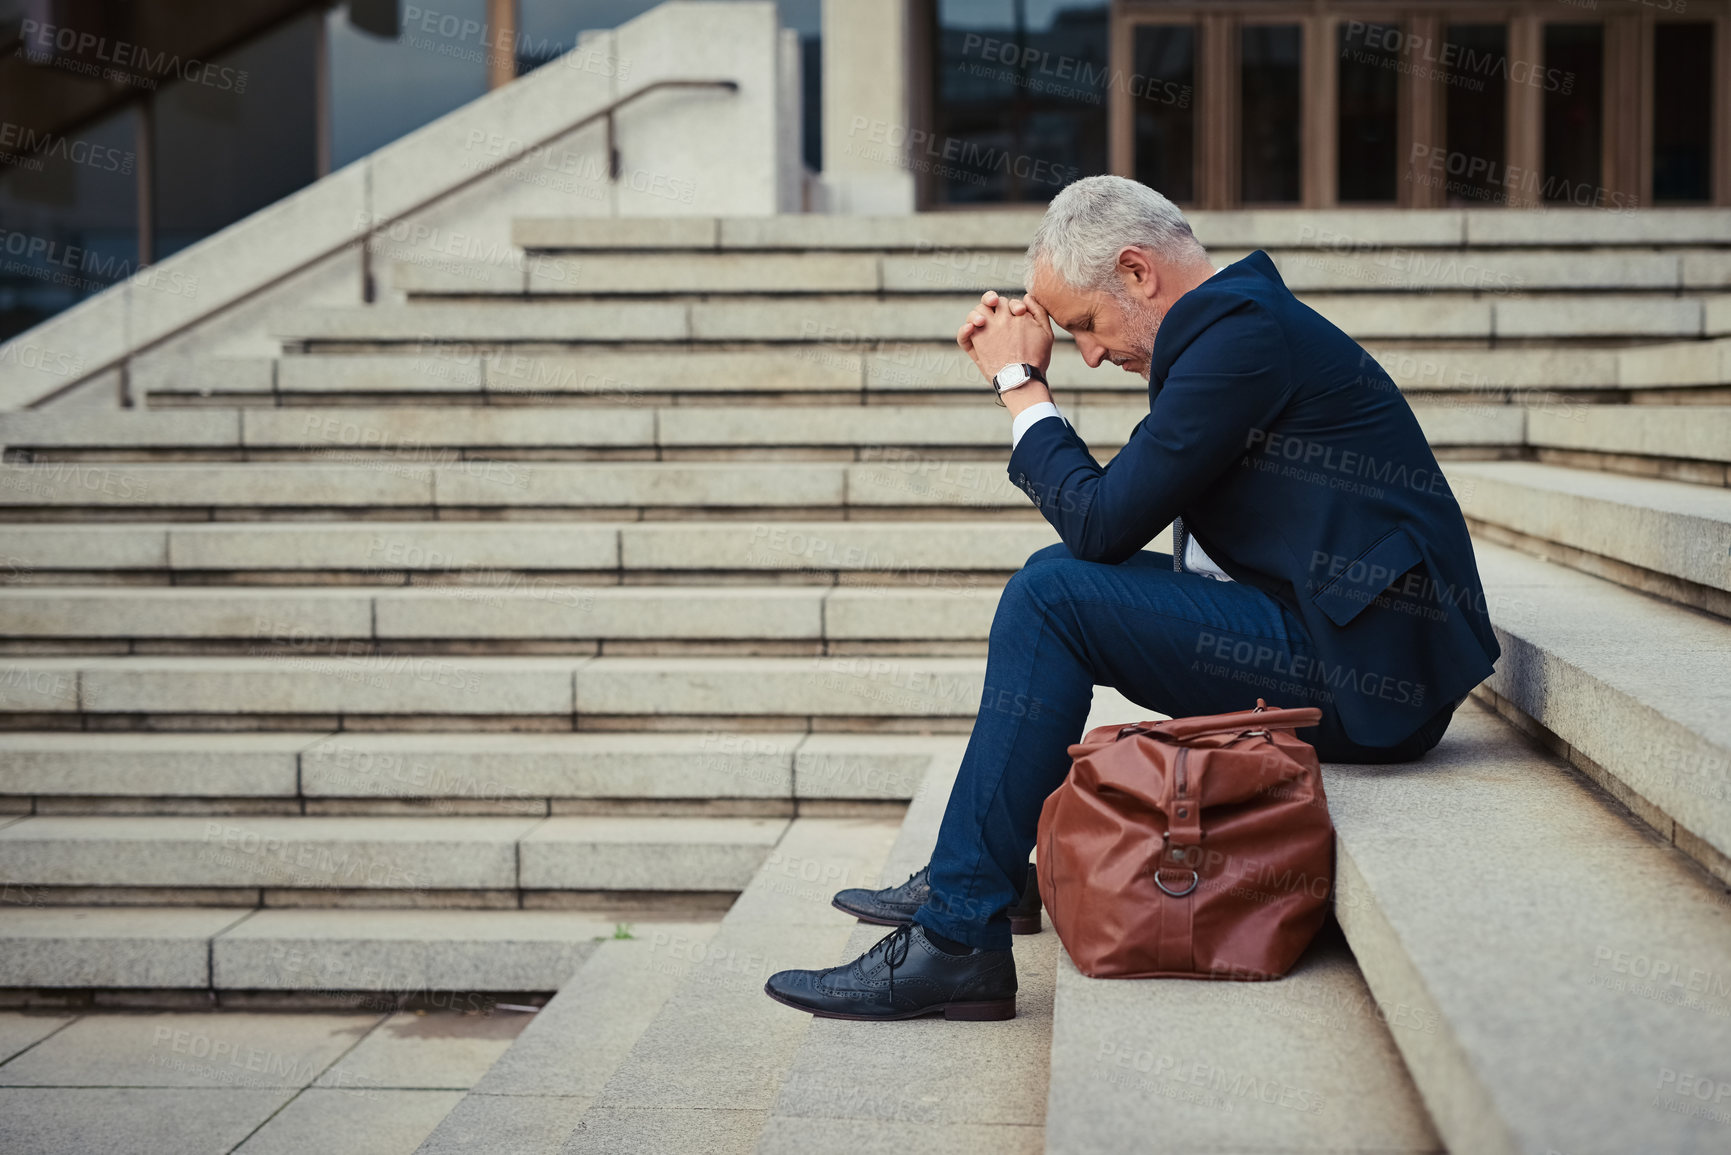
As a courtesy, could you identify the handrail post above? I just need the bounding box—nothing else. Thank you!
[607,110,620,182]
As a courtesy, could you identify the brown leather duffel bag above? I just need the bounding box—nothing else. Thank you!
[1036,699,1332,980]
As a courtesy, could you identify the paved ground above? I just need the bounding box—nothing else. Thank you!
[0,1005,533,1154]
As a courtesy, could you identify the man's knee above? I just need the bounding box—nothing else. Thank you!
[1022,542,1075,569]
[1001,547,1077,617]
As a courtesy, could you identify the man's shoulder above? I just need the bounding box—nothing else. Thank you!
[1151,254,1293,379]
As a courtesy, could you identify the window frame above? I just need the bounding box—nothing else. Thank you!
[1106,0,1729,208]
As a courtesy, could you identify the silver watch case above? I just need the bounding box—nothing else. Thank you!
[993,363,1037,394]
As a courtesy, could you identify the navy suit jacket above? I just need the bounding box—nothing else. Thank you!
[1006,250,1500,747]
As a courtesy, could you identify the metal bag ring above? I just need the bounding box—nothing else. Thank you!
[1154,868,1200,897]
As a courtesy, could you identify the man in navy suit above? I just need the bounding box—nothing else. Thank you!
[764,176,1499,1022]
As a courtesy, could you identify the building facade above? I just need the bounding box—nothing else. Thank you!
[2,0,1724,340]
[824,0,1729,213]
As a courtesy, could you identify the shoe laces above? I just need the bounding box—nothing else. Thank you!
[866,923,915,1002]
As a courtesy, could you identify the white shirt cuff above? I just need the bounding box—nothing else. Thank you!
[1011,401,1065,450]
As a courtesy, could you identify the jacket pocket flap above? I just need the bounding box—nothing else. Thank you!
[1310,528,1424,628]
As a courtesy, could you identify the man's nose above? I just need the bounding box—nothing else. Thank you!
[1076,335,1106,368]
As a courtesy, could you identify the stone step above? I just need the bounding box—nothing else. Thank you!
[756,693,1061,1153]
[1042,930,1440,1154]
[126,340,1725,405]
[393,247,1729,298]
[1326,700,1731,1155]
[1,410,247,452]
[1618,335,1731,390]
[561,814,904,1153]
[1525,405,1731,475]
[0,906,717,993]
[0,655,989,726]
[2,402,1527,458]
[0,731,955,805]
[129,356,278,398]
[0,814,787,896]
[276,294,1731,346]
[135,345,1658,404]
[0,585,1006,648]
[1452,461,1731,606]
[134,346,1700,407]
[0,519,1068,579]
[26,436,1715,521]
[303,343,1126,398]
[509,208,1731,252]
[1474,543,1731,884]
[1371,345,1626,394]
[0,460,1035,514]
[415,932,717,1154]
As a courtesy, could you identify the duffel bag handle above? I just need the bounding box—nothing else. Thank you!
[1116,699,1322,744]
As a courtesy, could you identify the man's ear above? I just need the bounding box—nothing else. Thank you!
[1116,246,1160,301]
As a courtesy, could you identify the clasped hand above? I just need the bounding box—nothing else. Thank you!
[957,290,1054,384]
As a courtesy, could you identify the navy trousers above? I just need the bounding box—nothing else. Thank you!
[912,543,1458,951]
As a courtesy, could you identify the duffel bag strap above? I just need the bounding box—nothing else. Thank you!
[1154,747,1201,971]
[1156,699,1322,743]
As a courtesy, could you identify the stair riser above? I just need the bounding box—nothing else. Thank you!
[0,815,798,898]
[277,294,1731,344]
[512,208,1731,251]
[1469,519,1731,621]
[0,521,1064,579]
[0,885,746,912]
[0,586,1007,653]
[0,907,722,1000]
[0,734,941,811]
[0,713,980,735]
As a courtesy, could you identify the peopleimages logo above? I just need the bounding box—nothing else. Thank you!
[0,122,133,174]
[0,227,196,299]
[847,117,1080,189]
[18,19,249,92]
[1408,143,1640,211]
[957,33,1192,108]
[1343,21,1573,93]
[0,338,85,379]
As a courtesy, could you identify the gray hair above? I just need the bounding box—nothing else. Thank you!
[1024,175,1208,293]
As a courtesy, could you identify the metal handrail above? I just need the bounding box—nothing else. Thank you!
[89,77,738,407]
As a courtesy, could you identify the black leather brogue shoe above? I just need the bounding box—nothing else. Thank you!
[833,864,1043,936]
[831,866,932,927]
[764,923,1018,1021]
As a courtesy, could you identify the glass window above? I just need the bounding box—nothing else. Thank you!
[1337,20,1400,202]
[1131,24,1196,203]
[152,13,320,260]
[932,0,1109,204]
[1542,24,1603,206]
[1652,22,1713,203]
[517,0,819,72]
[1240,24,1303,204]
[326,0,491,172]
[1441,24,1510,206]
[0,108,138,343]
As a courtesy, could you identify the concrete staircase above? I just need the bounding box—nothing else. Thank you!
[2,208,1730,1154]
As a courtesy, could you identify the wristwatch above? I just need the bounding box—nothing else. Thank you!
[992,362,1047,406]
